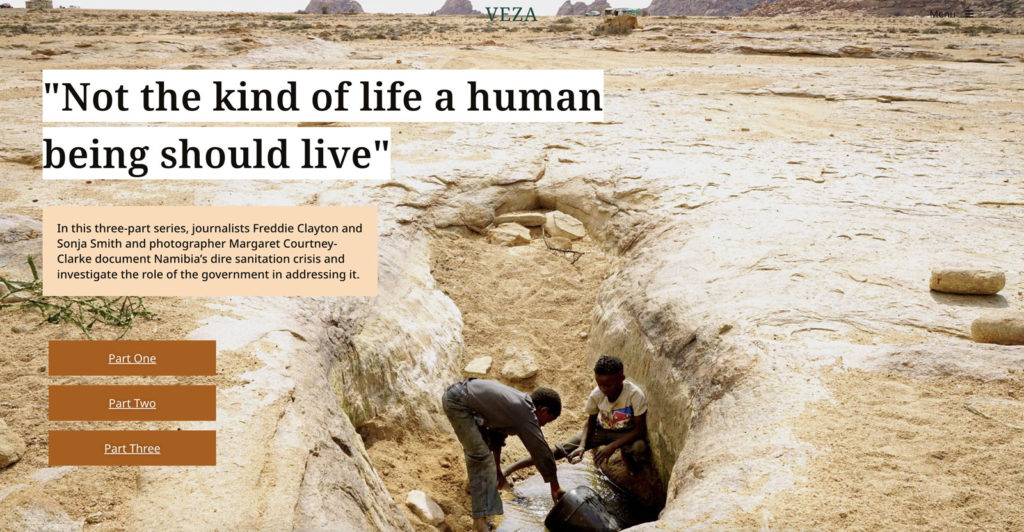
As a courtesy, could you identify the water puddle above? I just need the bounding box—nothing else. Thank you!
[497,458,660,531]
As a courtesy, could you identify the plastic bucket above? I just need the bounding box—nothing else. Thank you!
[543,486,621,532]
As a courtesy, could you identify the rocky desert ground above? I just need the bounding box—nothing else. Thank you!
[1,8,1023,531]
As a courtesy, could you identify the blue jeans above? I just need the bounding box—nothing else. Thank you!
[443,381,502,518]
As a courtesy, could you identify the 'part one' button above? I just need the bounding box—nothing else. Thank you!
[49,340,215,376]
[49,385,216,421]
[49,430,216,466]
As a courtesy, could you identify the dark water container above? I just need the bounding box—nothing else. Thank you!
[544,486,621,532]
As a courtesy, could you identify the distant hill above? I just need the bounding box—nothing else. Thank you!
[434,0,482,15]
[303,0,363,14]
[745,0,1021,17]
[557,1,589,15]
[557,0,612,15]
[646,0,766,15]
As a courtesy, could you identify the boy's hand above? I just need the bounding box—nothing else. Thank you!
[594,445,616,466]
[497,471,510,490]
[551,485,566,503]
[566,448,585,464]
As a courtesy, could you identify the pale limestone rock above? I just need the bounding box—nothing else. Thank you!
[488,223,531,246]
[544,211,587,240]
[0,213,41,243]
[546,236,573,250]
[405,490,445,526]
[16,505,82,531]
[464,356,493,375]
[493,211,547,227]
[0,419,25,468]
[349,52,383,60]
[972,312,1024,345]
[0,484,26,505]
[501,348,539,381]
[461,205,493,234]
[930,268,1005,295]
[0,214,42,281]
[29,466,76,484]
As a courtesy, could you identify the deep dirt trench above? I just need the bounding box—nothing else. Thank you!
[362,227,639,530]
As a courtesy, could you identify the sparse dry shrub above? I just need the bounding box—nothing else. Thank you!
[962,24,1005,35]
[592,14,637,36]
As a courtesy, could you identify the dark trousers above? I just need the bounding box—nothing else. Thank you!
[442,381,502,518]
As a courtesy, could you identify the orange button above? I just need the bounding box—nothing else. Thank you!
[49,385,216,421]
[49,430,216,466]
[49,340,215,376]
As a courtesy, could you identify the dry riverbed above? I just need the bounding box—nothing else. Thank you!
[1,9,1022,531]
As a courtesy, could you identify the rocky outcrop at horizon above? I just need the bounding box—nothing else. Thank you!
[557,1,589,15]
[303,0,363,14]
[434,0,482,15]
[557,0,612,15]
[745,0,1021,17]
[647,0,763,15]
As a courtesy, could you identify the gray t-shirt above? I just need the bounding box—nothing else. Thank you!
[464,379,558,483]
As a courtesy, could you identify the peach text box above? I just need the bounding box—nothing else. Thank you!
[43,206,377,296]
[49,340,216,376]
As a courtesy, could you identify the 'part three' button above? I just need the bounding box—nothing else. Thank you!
[49,430,216,466]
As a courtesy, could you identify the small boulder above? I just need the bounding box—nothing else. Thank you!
[461,206,493,234]
[488,223,531,246]
[546,236,573,250]
[464,357,492,375]
[930,268,1005,295]
[348,52,383,60]
[0,419,26,468]
[0,213,42,244]
[972,312,1024,345]
[501,348,539,381]
[493,211,546,227]
[544,211,586,240]
[406,490,445,526]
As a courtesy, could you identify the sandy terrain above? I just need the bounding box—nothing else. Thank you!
[723,370,1024,530]
[0,297,226,531]
[1,8,1022,531]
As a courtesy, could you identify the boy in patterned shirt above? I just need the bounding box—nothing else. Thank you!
[503,355,649,476]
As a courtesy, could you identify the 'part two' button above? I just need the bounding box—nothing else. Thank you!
[49,385,216,421]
